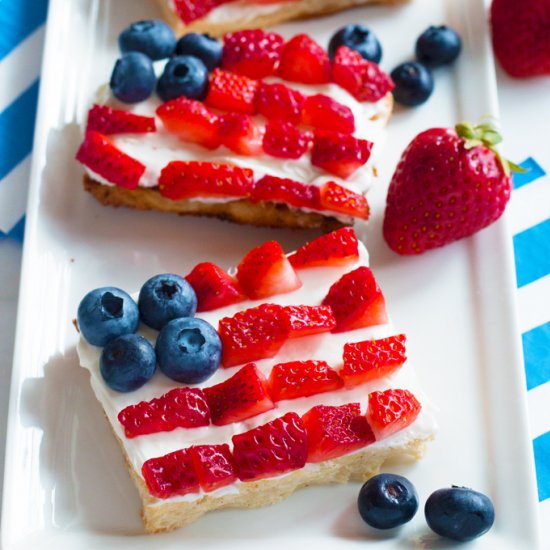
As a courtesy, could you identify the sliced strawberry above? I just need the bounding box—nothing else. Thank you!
[222,29,284,79]
[302,402,375,463]
[158,161,254,201]
[188,444,237,492]
[342,335,407,387]
[117,388,210,438]
[232,412,308,481]
[250,175,321,210]
[322,266,388,332]
[288,227,359,268]
[86,104,156,135]
[282,305,336,337]
[263,120,311,159]
[332,46,395,102]
[268,360,343,402]
[218,303,290,367]
[278,34,331,84]
[319,181,369,220]
[366,389,421,440]
[141,448,200,499]
[311,132,372,179]
[156,97,220,150]
[236,240,302,299]
[218,112,263,156]
[255,82,305,124]
[185,262,245,312]
[75,130,145,189]
[205,68,259,114]
[301,94,355,134]
[173,0,226,24]
[204,363,274,425]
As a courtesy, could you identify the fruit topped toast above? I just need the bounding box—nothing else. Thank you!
[76,228,436,533]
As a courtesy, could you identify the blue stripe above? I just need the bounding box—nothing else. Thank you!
[534,431,550,501]
[522,322,550,390]
[513,219,550,288]
[0,0,48,60]
[0,79,40,181]
[513,157,547,190]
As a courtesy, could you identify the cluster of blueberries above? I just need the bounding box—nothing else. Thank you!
[77,274,221,392]
[358,474,494,542]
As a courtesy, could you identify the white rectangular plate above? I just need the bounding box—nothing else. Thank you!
[1,0,541,548]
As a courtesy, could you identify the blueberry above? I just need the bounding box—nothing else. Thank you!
[77,287,139,347]
[357,473,418,529]
[138,274,197,331]
[328,24,382,63]
[390,62,434,106]
[110,52,156,103]
[175,33,222,71]
[100,334,156,392]
[119,19,176,61]
[425,486,495,542]
[416,25,461,68]
[155,317,221,384]
[156,55,209,102]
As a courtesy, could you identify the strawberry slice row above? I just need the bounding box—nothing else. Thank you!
[141,389,421,499]
[86,104,156,135]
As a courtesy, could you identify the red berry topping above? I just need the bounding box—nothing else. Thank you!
[142,448,200,499]
[311,132,372,179]
[188,444,237,492]
[278,34,331,84]
[251,175,321,210]
[222,29,284,79]
[218,112,263,156]
[342,335,407,387]
[218,304,290,368]
[319,181,369,219]
[75,130,145,189]
[301,94,355,134]
[255,82,305,124]
[302,403,375,463]
[156,97,220,150]
[322,266,388,332]
[117,388,211,438]
[205,68,259,114]
[263,120,311,159]
[158,161,254,201]
[185,262,245,312]
[232,412,308,481]
[268,360,343,402]
[86,104,156,135]
[204,363,274,425]
[332,46,395,102]
[288,227,359,268]
[366,389,421,440]
[236,240,302,299]
[283,305,336,338]
[173,0,226,24]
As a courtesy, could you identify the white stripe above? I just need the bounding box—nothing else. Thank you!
[509,175,550,236]
[539,496,550,547]
[527,382,550,439]
[517,275,550,334]
[0,156,30,233]
[0,26,45,113]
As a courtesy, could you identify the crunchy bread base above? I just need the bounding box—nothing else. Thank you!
[156,0,407,37]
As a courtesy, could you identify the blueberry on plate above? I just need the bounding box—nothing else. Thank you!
[118,19,176,61]
[138,274,197,331]
[175,33,222,71]
[155,317,221,384]
[358,473,419,529]
[425,486,495,542]
[156,55,209,102]
[415,25,462,67]
[100,334,156,392]
[390,61,434,106]
[77,287,139,347]
[328,24,382,63]
[110,52,156,103]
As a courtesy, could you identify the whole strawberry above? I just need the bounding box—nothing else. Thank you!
[383,121,514,255]
[490,0,550,78]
